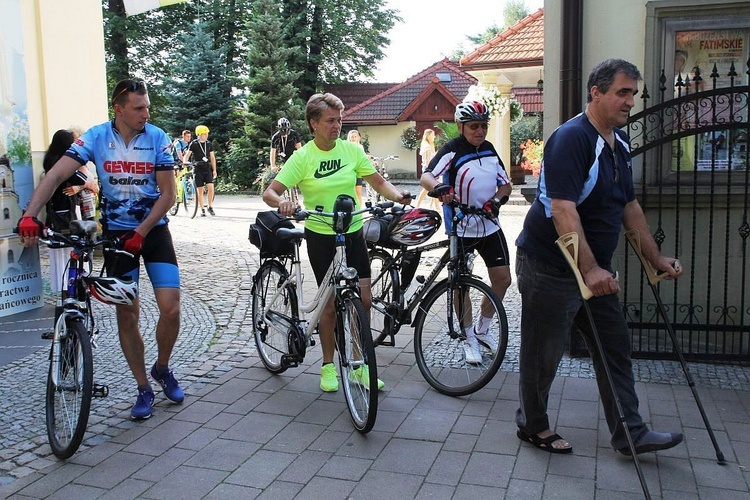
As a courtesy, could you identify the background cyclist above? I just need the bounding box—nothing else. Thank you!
[420,100,513,364]
[263,93,410,393]
[17,79,184,420]
[269,117,302,172]
[172,129,191,164]
[183,124,217,217]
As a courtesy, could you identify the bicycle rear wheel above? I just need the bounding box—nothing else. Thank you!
[46,317,93,459]
[369,249,399,346]
[413,276,508,396]
[252,260,297,373]
[185,178,199,218]
[336,292,378,433]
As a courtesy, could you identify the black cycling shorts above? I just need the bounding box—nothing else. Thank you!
[460,228,510,268]
[304,228,371,285]
[104,224,180,288]
[194,165,214,187]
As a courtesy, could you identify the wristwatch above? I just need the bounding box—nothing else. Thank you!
[492,197,501,205]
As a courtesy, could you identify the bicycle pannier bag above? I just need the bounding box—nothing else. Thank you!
[363,213,396,248]
[249,211,295,257]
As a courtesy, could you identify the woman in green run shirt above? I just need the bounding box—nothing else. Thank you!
[263,93,410,393]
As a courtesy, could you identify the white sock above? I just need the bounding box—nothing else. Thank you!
[465,325,475,340]
[476,315,494,335]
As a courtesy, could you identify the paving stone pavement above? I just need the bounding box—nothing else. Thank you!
[0,190,748,499]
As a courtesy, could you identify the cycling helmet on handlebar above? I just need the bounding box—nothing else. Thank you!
[388,207,442,246]
[83,276,138,305]
[454,101,490,123]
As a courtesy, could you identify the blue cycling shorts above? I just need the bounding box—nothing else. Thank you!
[104,224,180,288]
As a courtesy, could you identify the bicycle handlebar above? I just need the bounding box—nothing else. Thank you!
[39,229,134,259]
[293,200,395,221]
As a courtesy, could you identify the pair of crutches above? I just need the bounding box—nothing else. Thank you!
[556,231,725,500]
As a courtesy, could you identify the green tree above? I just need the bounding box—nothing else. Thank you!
[461,0,530,56]
[503,0,530,29]
[103,0,197,123]
[281,0,400,101]
[466,23,501,46]
[225,0,304,189]
[162,23,234,142]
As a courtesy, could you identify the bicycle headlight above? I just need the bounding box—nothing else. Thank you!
[341,266,358,280]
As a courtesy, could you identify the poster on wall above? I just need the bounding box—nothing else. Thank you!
[673,28,750,171]
[0,0,43,317]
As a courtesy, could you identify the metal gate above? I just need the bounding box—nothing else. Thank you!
[609,62,750,363]
[618,61,750,362]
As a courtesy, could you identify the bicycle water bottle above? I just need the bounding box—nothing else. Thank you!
[80,189,95,220]
[403,275,425,303]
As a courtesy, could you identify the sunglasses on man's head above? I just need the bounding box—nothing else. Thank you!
[112,81,147,103]
[467,123,489,131]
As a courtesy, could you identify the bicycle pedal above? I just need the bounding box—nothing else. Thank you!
[281,354,300,368]
[41,331,54,340]
[92,384,109,398]
[378,337,396,347]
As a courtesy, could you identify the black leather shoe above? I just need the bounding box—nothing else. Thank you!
[618,431,683,455]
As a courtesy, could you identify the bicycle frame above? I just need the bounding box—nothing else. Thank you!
[371,205,484,320]
[256,205,377,364]
[260,234,347,350]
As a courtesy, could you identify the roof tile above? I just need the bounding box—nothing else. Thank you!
[460,8,544,67]
[343,59,476,123]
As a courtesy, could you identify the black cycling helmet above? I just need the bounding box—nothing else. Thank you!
[454,101,490,123]
[277,118,291,133]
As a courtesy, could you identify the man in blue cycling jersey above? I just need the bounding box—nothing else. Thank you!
[172,129,191,163]
[17,79,184,420]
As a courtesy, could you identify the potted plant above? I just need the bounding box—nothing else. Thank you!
[519,138,543,203]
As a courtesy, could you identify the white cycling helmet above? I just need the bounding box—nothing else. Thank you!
[83,276,138,306]
[388,208,442,246]
[455,101,490,123]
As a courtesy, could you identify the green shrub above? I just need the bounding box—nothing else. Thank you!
[510,115,543,166]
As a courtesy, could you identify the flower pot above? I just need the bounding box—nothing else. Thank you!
[510,164,526,185]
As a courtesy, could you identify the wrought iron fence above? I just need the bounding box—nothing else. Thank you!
[573,60,750,363]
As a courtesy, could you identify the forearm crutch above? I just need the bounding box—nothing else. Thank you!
[556,232,652,500]
[624,229,726,465]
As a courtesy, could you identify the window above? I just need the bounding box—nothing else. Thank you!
[655,3,750,173]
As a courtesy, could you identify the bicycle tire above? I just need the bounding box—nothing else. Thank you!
[336,292,378,433]
[369,249,399,346]
[46,317,93,459]
[252,260,297,373]
[413,276,508,397]
[169,196,180,216]
[185,178,199,218]
[170,175,182,216]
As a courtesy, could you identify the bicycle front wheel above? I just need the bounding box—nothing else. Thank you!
[169,194,180,216]
[185,178,199,218]
[336,292,378,433]
[369,249,399,346]
[252,260,297,373]
[46,317,93,459]
[413,276,508,396]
